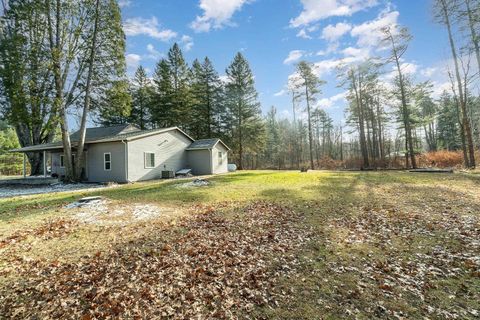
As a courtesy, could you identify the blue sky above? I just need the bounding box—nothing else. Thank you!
[120,0,453,125]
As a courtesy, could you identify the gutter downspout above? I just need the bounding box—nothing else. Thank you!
[122,140,129,183]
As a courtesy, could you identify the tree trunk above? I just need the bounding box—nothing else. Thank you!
[75,0,100,181]
[389,34,417,168]
[441,0,476,168]
[305,83,315,170]
[47,0,74,181]
[465,0,480,77]
[351,70,369,168]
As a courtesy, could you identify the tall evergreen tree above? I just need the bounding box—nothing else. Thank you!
[167,43,192,131]
[190,57,224,139]
[382,25,418,168]
[96,79,132,125]
[295,61,326,170]
[225,52,265,169]
[130,66,152,130]
[152,59,173,128]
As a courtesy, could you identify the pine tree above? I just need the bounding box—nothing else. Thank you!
[295,61,326,170]
[190,57,224,139]
[381,25,418,168]
[167,43,192,131]
[264,106,280,168]
[152,59,174,127]
[130,66,153,129]
[225,52,265,169]
[97,79,132,125]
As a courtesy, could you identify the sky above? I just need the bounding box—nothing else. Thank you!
[120,0,455,125]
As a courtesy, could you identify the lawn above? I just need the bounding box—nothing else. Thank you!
[0,171,479,319]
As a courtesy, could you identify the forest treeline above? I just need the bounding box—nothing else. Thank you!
[0,0,479,179]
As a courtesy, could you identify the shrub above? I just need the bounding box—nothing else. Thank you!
[418,150,464,168]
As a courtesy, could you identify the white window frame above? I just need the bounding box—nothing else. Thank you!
[104,152,111,171]
[144,152,155,169]
[218,151,223,164]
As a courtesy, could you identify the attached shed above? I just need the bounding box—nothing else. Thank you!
[186,139,230,175]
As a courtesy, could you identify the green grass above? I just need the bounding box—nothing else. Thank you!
[1,170,479,319]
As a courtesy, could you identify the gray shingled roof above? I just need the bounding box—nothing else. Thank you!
[11,125,191,152]
[186,138,230,151]
[69,124,140,142]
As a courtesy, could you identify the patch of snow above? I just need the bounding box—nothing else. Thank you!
[66,198,163,224]
[0,183,116,198]
[176,178,210,188]
[132,204,162,220]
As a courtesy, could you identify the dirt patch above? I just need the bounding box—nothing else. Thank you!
[0,201,312,319]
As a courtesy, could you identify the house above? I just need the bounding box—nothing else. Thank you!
[11,124,230,183]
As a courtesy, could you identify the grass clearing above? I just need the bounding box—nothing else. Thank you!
[0,171,479,319]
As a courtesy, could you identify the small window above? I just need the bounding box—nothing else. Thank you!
[104,153,111,171]
[144,152,155,168]
[60,154,75,168]
[218,151,223,164]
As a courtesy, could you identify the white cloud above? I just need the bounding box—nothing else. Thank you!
[321,22,352,42]
[126,53,141,70]
[180,35,194,52]
[341,46,370,59]
[401,62,418,75]
[123,17,177,41]
[291,0,378,27]
[384,62,419,80]
[274,89,287,97]
[146,44,162,60]
[118,0,131,8]
[296,24,319,39]
[431,81,452,99]
[317,42,340,56]
[421,67,437,78]
[297,29,312,39]
[279,109,292,119]
[190,0,252,32]
[317,92,347,108]
[219,75,230,84]
[350,10,399,49]
[284,50,305,64]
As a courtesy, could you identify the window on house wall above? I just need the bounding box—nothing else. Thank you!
[59,154,75,168]
[144,152,155,168]
[104,153,111,171]
[218,151,223,164]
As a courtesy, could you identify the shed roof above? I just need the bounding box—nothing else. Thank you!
[186,138,230,151]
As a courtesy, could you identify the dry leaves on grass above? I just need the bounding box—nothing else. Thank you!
[0,219,78,249]
[326,207,480,319]
[0,201,312,319]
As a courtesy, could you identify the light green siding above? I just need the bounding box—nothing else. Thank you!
[212,144,228,174]
[86,142,127,183]
[187,149,212,175]
[127,130,191,181]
